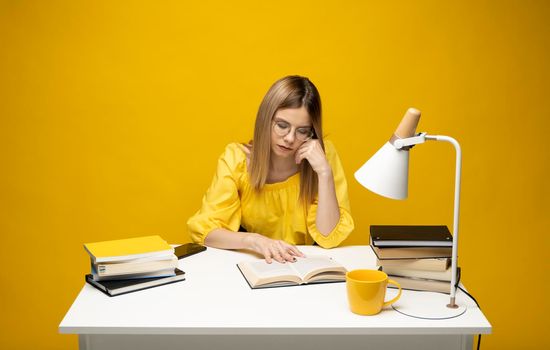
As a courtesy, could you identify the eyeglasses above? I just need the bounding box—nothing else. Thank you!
[272,120,315,141]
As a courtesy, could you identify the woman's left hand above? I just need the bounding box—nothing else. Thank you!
[295,140,332,176]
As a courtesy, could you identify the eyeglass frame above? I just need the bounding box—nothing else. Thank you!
[271,119,315,142]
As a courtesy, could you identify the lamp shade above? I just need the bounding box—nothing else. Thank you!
[355,108,421,200]
[354,142,409,200]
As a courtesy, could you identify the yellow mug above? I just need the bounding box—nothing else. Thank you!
[346,269,402,315]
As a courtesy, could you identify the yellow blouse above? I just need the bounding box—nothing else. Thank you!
[187,140,354,248]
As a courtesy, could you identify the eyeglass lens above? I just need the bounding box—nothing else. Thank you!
[273,121,314,141]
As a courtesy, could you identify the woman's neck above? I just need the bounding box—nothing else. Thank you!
[267,154,298,183]
[270,154,297,173]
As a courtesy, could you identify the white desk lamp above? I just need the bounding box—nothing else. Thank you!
[355,108,466,318]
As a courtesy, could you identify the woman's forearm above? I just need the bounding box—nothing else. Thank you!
[204,228,255,250]
[315,169,341,236]
[205,228,303,263]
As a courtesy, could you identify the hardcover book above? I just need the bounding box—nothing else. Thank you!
[90,267,177,281]
[370,225,453,247]
[86,268,186,296]
[84,235,174,263]
[381,266,453,281]
[387,275,451,294]
[376,258,450,271]
[93,255,178,278]
[371,245,452,259]
[237,255,347,289]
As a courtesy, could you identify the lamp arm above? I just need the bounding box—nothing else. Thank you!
[425,134,462,308]
[392,132,427,149]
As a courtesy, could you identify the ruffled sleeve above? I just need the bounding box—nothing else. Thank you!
[306,141,355,248]
[187,143,244,244]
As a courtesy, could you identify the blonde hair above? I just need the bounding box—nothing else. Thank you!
[249,75,324,206]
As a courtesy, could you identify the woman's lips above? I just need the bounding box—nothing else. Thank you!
[277,144,293,152]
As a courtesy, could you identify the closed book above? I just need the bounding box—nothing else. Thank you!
[387,275,451,294]
[382,266,453,281]
[84,235,174,263]
[370,225,452,247]
[94,255,178,277]
[376,258,450,272]
[371,245,451,259]
[91,267,177,282]
[86,268,186,296]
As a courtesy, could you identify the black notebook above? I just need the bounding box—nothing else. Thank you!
[370,225,453,247]
[85,268,186,296]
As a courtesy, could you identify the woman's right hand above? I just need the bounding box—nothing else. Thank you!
[242,233,305,264]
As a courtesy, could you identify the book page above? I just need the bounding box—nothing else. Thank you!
[245,260,299,279]
[290,255,346,281]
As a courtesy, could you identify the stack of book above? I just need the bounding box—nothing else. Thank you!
[370,225,456,294]
[83,235,185,296]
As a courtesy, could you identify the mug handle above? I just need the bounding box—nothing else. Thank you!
[383,279,402,307]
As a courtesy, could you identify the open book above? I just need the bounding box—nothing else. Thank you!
[237,255,347,289]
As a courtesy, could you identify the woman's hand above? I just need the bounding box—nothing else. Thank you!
[295,140,332,176]
[242,233,305,264]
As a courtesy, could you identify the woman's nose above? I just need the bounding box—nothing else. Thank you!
[283,130,295,143]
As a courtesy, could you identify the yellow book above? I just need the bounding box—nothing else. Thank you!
[84,235,174,263]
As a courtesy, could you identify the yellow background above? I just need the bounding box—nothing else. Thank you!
[1,1,548,349]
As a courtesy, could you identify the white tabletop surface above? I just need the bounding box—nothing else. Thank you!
[59,245,491,335]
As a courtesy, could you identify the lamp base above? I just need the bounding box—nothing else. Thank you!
[392,292,466,320]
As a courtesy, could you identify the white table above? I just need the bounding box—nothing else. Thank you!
[59,246,491,350]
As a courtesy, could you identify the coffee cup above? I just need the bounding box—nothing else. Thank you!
[346,269,402,315]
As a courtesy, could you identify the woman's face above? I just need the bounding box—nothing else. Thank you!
[270,106,313,159]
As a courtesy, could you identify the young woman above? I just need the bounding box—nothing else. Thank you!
[187,75,354,263]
